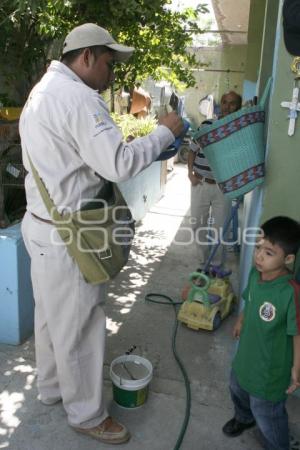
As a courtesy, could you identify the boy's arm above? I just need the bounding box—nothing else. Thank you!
[233,312,244,339]
[286,335,300,394]
[234,268,253,340]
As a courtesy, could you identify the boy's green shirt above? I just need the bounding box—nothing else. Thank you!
[232,267,300,402]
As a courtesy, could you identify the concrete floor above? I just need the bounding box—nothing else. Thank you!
[1,163,300,450]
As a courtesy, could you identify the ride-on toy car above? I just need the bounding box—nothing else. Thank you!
[177,267,236,331]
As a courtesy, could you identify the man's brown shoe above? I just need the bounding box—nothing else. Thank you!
[73,416,130,444]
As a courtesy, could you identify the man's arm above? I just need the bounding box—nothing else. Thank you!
[187,149,201,186]
[71,97,181,182]
[286,334,300,394]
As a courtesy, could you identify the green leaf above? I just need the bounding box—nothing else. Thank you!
[0,0,208,103]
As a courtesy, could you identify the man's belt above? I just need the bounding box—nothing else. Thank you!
[31,212,53,224]
[202,177,216,184]
[195,173,216,184]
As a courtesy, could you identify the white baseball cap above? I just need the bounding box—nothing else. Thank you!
[62,23,134,62]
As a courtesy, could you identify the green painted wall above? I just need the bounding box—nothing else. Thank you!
[257,0,279,96]
[239,0,294,295]
[244,0,267,83]
[260,0,300,223]
[241,0,300,280]
[260,1,300,399]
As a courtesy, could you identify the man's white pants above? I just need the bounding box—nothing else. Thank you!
[190,182,232,267]
[22,212,108,428]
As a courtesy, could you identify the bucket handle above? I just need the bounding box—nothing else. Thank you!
[258,77,272,108]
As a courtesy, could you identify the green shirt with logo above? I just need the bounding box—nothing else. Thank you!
[232,267,300,402]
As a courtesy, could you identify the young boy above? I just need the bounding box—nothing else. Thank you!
[223,216,300,450]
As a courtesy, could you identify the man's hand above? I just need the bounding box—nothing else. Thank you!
[159,111,184,137]
[188,171,201,186]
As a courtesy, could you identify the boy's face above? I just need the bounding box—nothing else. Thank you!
[254,237,294,280]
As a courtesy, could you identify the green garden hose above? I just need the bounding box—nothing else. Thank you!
[145,293,191,450]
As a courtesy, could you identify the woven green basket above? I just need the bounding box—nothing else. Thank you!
[192,78,272,199]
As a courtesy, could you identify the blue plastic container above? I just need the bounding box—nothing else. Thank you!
[0,223,34,344]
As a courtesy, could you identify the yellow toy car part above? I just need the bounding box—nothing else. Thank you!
[178,272,236,331]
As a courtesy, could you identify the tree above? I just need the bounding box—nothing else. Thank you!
[0,0,72,104]
[0,0,208,104]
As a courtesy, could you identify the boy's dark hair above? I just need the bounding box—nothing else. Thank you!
[261,216,300,256]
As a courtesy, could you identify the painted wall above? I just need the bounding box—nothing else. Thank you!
[184,46,247,127]
[239,0,280,297]
[260,5,300,223]
[256,0,279,98]
[244,0,267,84]
[242,0,266,101]
[240,0,300,297]
[238,0,300,401]
[260,0,300,399]
[119,161,162,222]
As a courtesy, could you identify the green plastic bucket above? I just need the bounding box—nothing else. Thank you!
[110,354,153,408]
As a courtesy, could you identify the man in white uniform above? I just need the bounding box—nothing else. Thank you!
[20,23,183,445]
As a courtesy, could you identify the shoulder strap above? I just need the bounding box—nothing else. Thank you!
[26,151,66,223]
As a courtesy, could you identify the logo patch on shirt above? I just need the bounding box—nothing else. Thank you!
[93,112,104,124]
[91,111,111,133]
[259,302,276,322]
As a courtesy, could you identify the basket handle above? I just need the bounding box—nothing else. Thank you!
[258,77,272,108]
